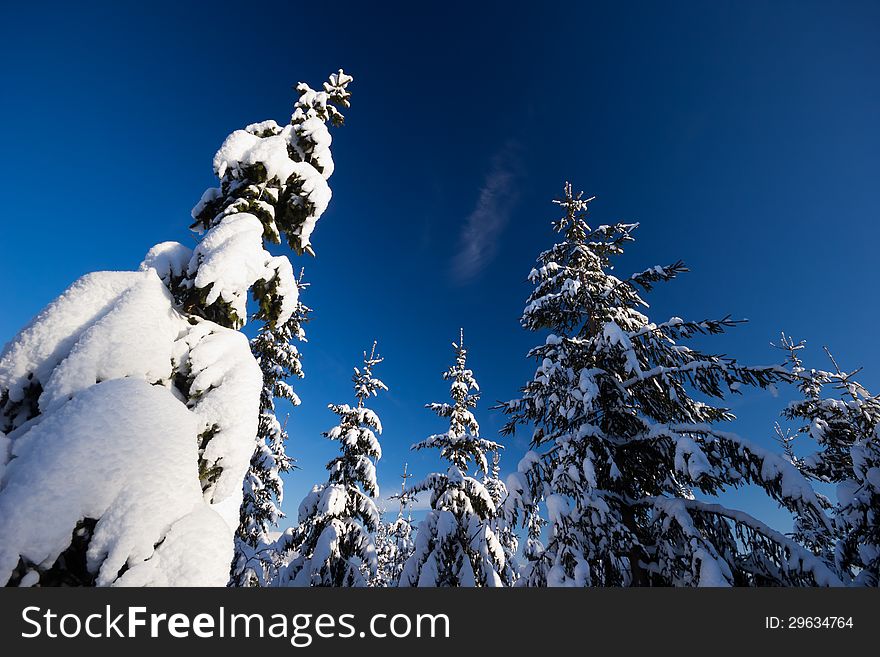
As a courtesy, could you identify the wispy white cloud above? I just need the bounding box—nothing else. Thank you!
[451,142,522,284]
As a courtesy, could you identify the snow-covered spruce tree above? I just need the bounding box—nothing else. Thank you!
[370,469,408,587]
[400,332,509,587]
[389,463,417,586]
[499,183,841,587]
[776,335,880,586]
[0,70,352,587]
[371,519,395,587]
[374,462,417,587]
[275,343,386,587]
[230,271,311,587]
[484,452,520,585]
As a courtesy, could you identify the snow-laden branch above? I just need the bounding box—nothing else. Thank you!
[644,497,843,587]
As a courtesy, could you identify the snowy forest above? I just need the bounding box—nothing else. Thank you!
[0,70,877,589]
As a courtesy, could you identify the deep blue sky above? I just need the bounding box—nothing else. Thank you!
[1,1,878,531]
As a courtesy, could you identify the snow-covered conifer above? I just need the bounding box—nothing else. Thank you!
[389,464,417,585]
[231,272,311,586]
[776,335,880,586]
[182,69,353,330]
[276,344,386,587]
[371,463,416,587]
[499,183,840,587]
[371,520,395,587]
[484,452,520,585]
[0,70,352,586]
[374,462,417,587]
[400,332,508,586]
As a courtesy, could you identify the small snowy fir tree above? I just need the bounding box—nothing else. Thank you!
[371,519,395,587]
[231,271,311,586]
[400,331,509,587]
[0,70,352,587]
[484,452,520,585]
[499,183,840,587]
[389,463,417,586]
[275,343,386,587]
[776,335,880,586]
[375,462,417,587]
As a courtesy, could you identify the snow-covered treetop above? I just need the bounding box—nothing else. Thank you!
[507,182,790,442]
[389,461,416,518]
[157,70,353,330]
[193,68,353,251]
[323,343,387,498]
[413,330,500,475]
[352,341,388,409]
[293,69,353,129]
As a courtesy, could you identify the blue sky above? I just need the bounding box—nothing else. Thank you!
[1,1,878,531]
